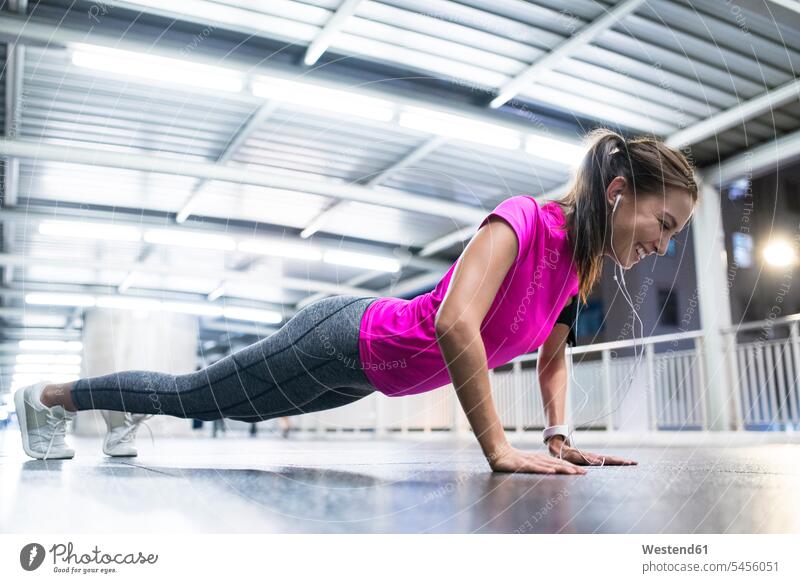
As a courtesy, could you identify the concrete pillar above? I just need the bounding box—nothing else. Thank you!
[74,308,198,437]
[692,181,737,430]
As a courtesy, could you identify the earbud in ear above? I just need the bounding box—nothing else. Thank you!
[612,193,622,213]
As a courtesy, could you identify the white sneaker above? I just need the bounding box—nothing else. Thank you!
[14,382,76,460]
[102,411,153,457]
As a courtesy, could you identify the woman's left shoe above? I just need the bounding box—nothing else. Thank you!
[14,382,76,460]
[102,411,152,457]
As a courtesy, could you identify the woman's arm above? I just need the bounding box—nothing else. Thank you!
[537,322,637,466]
[537,321,571,428]
[435,217,584,475]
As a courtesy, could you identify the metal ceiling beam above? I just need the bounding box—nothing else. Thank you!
[0,252,377,297]
[296,269,385,310]
[704,126,800,186]
[365,136,447,188]
[378,271,442,298]
[768,0,800,15]
[0,307,59,319]
[419,224,477,258]
[0,207,451,274]
[0,331,82,347]
[200,319,278,337]
[0,283,295,315]
[667,77,800,149]
[0,320,273,347]
[0,137,484,224]
[489,0,646,109]
[300,135,448,240]
[304,0,363,66]
[176,101,280,224]
[0,292,290,340]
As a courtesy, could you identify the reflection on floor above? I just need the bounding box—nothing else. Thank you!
[2,430,799,533]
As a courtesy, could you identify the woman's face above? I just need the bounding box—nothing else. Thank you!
[603,176,695,270]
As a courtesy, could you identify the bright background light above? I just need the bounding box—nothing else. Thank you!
[143,229,237,251]
[763,239,797,268]
[398,108,521,150]
[39,220,142,242]
[323,250,400,272]
[251,78,395,121]
[72,45,244,93]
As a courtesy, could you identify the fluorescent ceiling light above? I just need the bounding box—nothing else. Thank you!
[14,364,82,375]
[238,240,323,261]
[25,293,96,307]
[251,78,395,122]
[525,135,585,166]
[161,301,224,317]
[398,108,521,150]
[39,220,142,242]
[16,354,82,365]
[223,306,283,324]
[20,292,284,323]
[72,44,243,93]
[763,239,796,268]
[19,340,83,352]
[143,229,236,251]
[323,250,400,273]
[96,296,163,311]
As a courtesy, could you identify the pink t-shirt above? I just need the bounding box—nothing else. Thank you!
[358,195,580,397]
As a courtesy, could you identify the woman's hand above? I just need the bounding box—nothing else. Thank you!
[488,445,587,474]
[547,436,637,466]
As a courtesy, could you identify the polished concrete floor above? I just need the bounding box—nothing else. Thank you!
[1,429,799,533]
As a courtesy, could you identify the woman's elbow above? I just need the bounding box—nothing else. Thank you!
[435,311,476,338]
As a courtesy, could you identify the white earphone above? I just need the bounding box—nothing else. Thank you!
[612,193,622,281]
[557,189,647,465]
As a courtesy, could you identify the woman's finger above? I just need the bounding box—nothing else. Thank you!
[594,454,636,465]
[562,448,638,466]
[531,456,585,474]
[525,462,556,474]
[551,459,587,474]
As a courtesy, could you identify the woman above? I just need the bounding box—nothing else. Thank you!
[15,128,697,473]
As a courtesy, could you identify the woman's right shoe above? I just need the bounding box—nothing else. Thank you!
[102,411,153,457]
[14,382,76,460]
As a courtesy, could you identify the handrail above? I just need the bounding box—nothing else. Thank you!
[503,311,800,366]
[721,312,800,334]
[508,328,704,364]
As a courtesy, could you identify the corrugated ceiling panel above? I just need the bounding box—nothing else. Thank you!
[312,200,464,247]
[19,160,198,212]
[22,47,260,161]
[692,101,800,166]
[384,142,569,205]
[233,105,422,184]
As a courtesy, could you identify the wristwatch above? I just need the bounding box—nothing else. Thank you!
[542,424,571,446]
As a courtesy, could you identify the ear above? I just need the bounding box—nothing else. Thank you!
[605,176,627,208]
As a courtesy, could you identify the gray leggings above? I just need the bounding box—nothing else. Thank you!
[71,296,381,421]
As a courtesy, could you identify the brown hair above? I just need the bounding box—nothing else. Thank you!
[553,128,698,304]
